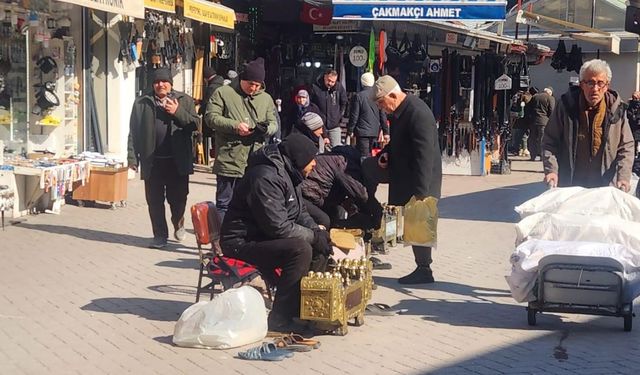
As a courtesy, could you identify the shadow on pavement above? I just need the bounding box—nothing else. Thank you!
[423,317,638,375]
[15,223,197,256]
[148,284,197,297]
[155,258,199,270]
[153,335,175,346]
[439,181,547,223]
[189,179,217,187]
[373,276,551,329]
[81,298,189,322]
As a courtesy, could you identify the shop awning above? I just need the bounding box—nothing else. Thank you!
[183,0,236,30]
[333,0,507,22]
[55,0,145,19]
[145,0,176,13]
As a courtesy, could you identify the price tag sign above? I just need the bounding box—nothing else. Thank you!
[494,74,512,90]
[349,46,368,67]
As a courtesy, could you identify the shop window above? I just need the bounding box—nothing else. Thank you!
[0,14,28,157]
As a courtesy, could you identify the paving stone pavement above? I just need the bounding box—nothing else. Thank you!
[1,159,639,375]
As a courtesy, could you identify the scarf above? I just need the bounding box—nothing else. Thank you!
[578,94,606,157]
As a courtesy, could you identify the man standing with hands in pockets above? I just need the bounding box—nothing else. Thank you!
[362,76,442,284]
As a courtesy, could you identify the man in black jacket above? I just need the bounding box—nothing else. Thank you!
[199,66,224,117]
[362,75,442,284]
[311,69,347,147]
[220,133,333,330]
[127,68,198,248]
[347,72,389,157]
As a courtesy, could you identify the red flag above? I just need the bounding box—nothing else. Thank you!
[300,2,333,26]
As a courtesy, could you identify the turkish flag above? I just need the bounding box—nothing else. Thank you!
[300,2,333,26]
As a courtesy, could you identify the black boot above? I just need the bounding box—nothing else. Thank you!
[398,266,434,284]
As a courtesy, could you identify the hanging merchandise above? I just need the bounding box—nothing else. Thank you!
[519,54,530,88]
[550,40,567,72]
[367,27,375,73]
[566,44,583,74]
[378,29,387,73]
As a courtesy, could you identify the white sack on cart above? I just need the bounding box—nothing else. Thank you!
[515,212,640,251]
[515,186,640,221]
[506,239,640,302]
[172,286,267,349]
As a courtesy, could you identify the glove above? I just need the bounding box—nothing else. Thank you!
[254,121,269,135]
[312,228,333,256]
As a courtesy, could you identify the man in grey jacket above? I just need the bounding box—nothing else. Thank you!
[543,59,634,190]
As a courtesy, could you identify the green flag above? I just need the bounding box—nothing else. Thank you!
[367,27,375,73]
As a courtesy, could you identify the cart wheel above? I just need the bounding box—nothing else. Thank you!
[527,308,537,326]
[334,325,348,336]
[354,313,364,327]
[77,200,85,207]
[110,203,117,210]
[624,314,632,332]
[120,201,127,208]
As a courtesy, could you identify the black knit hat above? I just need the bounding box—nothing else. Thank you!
[278,133,317,170]
[152,68,173,85]
[241,57,265,82]
[203,66,216,80]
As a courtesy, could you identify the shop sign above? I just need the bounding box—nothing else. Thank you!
[349,46,368,67]
[494,74,512,90]
[313,20,362,32]
[236,12,249,23]
[445,32,457,44]
[183,0,236,30]
[429,60,441,73]
[332,0,507,21]
[56,0,145,18]
[144,0,175,13]
[477,38,490,49]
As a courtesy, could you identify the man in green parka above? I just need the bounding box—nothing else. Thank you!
[205,57,278,220]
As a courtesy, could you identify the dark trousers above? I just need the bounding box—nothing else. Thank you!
[227,238,313,319]
[144,158,189,240]
[303,198,331,228]
[361,156,433,268]
[356,136,377,158]
[215,175,238,221]
[528,125,545,160]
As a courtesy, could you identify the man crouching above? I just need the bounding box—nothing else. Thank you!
[220,133,333,331]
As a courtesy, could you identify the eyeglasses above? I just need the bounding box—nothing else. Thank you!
[581,80,609,89]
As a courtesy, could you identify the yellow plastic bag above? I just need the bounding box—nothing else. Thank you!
[403,196,438,247]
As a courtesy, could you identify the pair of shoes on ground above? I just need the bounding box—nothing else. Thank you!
[398,266,435,285]
[237,335,321,361]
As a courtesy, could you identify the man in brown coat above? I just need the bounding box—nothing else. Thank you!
[543,59,634,190]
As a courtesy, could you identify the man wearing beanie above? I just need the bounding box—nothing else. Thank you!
[199,66,224,117]
[362,75,442,284]
[292,111,326,153]
[311,69,347,147]
[347,72,389,157]
[283,89,322,138]
[205,57,278,220]
[220,133,333,331]
[128,67,198,249]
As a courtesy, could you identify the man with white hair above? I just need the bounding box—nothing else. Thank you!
[347,72,389,157]
[525,86,555,161]
[543,59,634,190]
[362,75,442,284]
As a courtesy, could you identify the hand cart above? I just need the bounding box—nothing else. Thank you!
[527,255,634,331]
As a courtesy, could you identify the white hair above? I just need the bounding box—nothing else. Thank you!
[579,59,612,82]
[543,87,553,95]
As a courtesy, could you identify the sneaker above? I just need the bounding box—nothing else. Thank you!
[149,237,167,249]
[398,266,435,285]
[174,218,186,242]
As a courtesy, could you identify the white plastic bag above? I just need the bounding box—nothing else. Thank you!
[173,286,267,349]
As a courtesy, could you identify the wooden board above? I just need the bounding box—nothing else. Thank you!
[72,167,128,203]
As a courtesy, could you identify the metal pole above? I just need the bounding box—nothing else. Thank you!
[590,0,596,28]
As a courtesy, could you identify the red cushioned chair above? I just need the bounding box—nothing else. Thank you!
[190,202,276,302]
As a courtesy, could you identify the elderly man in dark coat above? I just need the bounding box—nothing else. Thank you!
[127,68,198,249]
[362,75,442,284]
